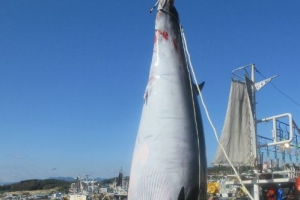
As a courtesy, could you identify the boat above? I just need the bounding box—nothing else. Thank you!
[212,64,300,200]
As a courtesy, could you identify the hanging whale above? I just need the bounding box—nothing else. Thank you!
[128,0,207,199]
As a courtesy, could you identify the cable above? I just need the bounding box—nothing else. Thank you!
[255,68,300,107]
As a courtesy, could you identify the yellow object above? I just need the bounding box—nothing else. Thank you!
[207,182,220,194]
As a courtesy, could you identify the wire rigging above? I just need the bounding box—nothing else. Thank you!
[255,68,300,107]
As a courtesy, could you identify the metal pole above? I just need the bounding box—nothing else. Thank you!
[251,64,260,200]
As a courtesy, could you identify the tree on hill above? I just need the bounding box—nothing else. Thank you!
[0,179,70,193]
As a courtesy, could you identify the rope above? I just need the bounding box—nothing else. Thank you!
[149,1,159,14]
[180,25,255,200]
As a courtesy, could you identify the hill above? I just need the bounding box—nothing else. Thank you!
[0,179,70,194]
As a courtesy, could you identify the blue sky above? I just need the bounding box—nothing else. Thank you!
[1,0,300,182]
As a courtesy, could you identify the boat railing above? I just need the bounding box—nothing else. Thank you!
[257,113,297,148]
[255,112,300,180]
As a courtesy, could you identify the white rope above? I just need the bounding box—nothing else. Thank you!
[180,25,255,200]
[149,1,159,14]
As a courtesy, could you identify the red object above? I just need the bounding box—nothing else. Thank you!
[295,176,300,191]
[266,187,276,200]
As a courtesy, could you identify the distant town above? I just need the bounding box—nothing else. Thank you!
[0,169,129,200]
